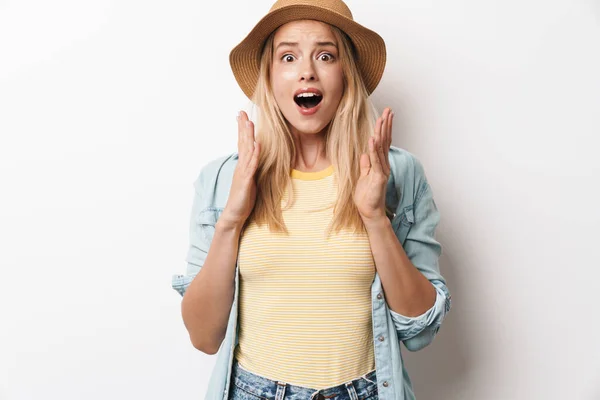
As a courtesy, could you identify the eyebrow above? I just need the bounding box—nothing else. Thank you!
[275,41,338,51]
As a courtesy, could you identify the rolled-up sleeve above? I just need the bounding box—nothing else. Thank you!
[389,279,451,350]
[171,169,209,297]
[389,157,452,351]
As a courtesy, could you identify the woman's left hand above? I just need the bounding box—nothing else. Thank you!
[354,107,394,223]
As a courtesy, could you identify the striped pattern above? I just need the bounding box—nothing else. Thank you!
[234,165,376,389]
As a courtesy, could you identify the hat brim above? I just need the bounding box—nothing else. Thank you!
[229,4,386,100]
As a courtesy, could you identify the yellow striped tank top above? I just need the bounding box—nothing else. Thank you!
[233,164,376,389]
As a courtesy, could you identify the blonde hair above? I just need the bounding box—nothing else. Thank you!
[247,23,380,237]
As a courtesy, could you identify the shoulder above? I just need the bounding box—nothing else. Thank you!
[388,145,428,188]
[192,151,239,208]
[386,145,434,211]
[193,152,239,189]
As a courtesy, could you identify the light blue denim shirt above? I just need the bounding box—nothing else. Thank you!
[172,145,452,400]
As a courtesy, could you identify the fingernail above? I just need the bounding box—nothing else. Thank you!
[245,121,251,127]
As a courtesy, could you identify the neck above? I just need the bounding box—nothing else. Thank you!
[291,126,330,172]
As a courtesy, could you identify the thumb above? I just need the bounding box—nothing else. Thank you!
[359,153,371,177]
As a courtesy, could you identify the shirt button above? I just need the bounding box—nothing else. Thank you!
[377,293,382,299]
[382,381,389,387]
[378,335,385,341]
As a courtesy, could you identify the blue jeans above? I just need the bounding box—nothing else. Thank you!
[228,358,378,400]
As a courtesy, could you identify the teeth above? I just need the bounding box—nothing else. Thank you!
[296,92,321,98]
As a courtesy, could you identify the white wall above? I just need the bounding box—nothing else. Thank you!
[1,0,598,399]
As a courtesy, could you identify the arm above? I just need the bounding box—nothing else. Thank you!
[364,215,437,319]
[171,170,242,355]
[366,158,452,352]
[393,168,451,351]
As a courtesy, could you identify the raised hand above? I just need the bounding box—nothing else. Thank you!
[353,107,393,224]
[220,111,261,229]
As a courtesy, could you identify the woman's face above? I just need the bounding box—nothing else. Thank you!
[270,20,344,136]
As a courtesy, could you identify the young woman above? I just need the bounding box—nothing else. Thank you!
[171,1,452,399]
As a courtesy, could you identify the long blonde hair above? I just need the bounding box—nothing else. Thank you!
[247,24,380,237]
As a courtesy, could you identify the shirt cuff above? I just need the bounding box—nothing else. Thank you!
[387,280,450,340]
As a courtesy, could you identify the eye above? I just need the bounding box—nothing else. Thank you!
[319,53,335,62]
[281,54,295,62]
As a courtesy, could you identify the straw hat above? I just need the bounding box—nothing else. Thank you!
[229,0,387,100]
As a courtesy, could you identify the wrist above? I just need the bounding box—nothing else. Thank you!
[215,215,245,233]
[361,215,391,231]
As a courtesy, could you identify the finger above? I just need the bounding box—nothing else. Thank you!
[376,118,387,174]
[373,115,383,146]
[237,111,243,150]
[381,107,391,126]
[238,111,249,155]
[378,108,390,149]
[240,111,254,163]
[359,152,370,177]
[371,113,385,173]
[383,109,390,146]
[384,111,393,172]
[388,111,394,145]
[248,141,260,174]
[379,108,390,145]
[369,136,382,174]
[244,120,255,163]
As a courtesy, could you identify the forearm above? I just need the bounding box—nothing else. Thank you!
[181,219,242,354]
[364,217,436,317]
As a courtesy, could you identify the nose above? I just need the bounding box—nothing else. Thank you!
[299,58,317,82]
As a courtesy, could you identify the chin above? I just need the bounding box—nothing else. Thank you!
[288,121,329,135]
[284,109,334,135]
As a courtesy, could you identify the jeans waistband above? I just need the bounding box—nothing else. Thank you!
[230,358,378,400]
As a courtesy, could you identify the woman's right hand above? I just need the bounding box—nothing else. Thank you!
[219,111,261,229]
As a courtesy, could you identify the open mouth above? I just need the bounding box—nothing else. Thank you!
[294,92,323,109]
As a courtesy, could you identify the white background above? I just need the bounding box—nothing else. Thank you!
[1,0,599,399]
